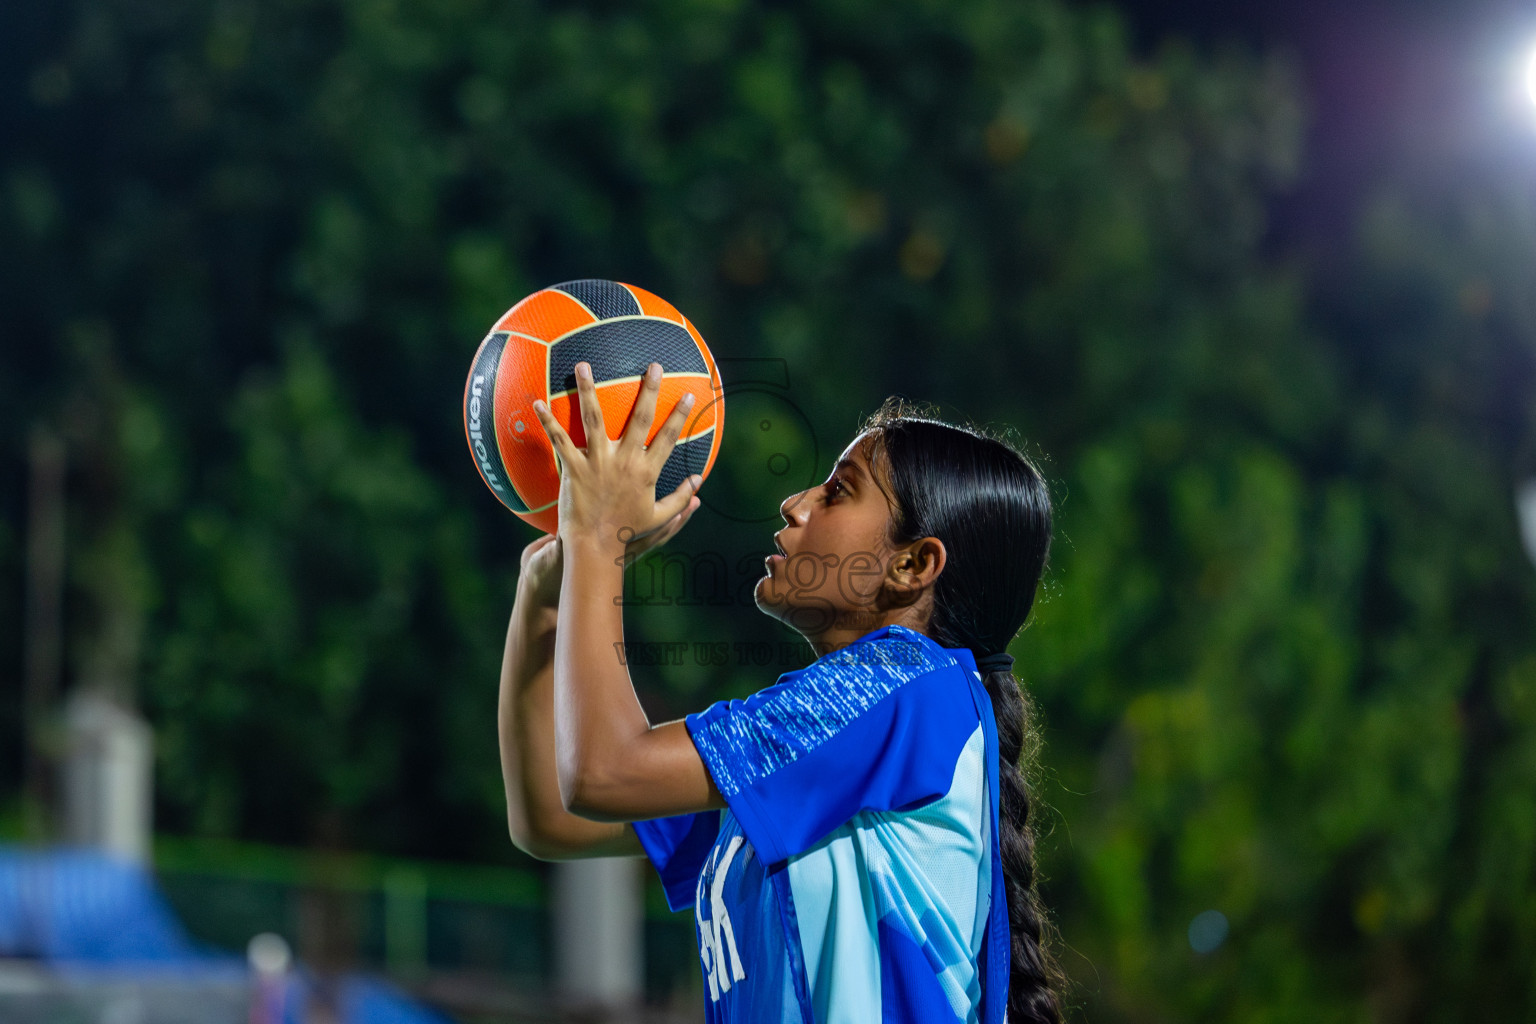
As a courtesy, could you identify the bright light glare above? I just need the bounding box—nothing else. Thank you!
[1527,48,1536,107]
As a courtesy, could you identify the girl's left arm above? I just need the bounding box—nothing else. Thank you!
[533,360,727,823]
[499,548,646,857]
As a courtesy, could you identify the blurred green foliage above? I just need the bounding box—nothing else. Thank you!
[3,0,1535,1019]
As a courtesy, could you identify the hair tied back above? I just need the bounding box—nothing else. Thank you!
[975,651,1015,675]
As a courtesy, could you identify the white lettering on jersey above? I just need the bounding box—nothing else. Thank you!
[696,878,719,1001]
[696,835,748,1001]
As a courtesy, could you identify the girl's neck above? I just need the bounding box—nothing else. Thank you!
[802,607,931,657]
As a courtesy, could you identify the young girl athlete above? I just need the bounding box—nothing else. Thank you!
[501,360,1063,1023]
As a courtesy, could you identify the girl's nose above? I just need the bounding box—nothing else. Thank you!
[780,488,810,524]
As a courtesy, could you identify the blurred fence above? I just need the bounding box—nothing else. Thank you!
[152,837,703,1022]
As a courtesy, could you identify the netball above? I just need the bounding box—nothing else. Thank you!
[463,279,724,533]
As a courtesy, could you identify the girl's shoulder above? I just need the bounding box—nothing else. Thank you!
[722,623,972,735]
[685,623,989,865]
[784,623,964,691]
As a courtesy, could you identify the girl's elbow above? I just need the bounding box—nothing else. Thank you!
[559,773,608,820]
[507,811,588,862]
[509,831,564,862]
[507,815,558,861]
[559,760,631,823]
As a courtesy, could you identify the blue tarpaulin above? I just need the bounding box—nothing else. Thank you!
[0,845,452,1024]
[0,846,209,963]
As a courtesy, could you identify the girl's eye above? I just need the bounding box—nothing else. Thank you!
[827,479,845,500]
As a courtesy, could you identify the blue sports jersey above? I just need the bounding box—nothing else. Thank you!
[632,623,1010,1024]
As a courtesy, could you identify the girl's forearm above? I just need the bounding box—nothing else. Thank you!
[554,533,654,811]
[499,575,637,859]
[554,533,725,821]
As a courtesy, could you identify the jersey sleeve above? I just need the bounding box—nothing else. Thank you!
[683,634,980,866]
[631,811,720,912]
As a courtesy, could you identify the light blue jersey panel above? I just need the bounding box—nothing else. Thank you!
[634,624,1010,1024]
[787,725,991,1023]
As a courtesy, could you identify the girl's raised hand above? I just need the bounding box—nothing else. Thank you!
[516,494,699,611]
[530,360,701,551]
[518,533,564,609]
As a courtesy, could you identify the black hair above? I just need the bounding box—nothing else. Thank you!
[859,396,1064,1024]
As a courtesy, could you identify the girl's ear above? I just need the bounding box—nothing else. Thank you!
[888,537,946,592]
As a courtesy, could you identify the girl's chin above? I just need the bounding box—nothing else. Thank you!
[752,575,797,621]
[752,572,778,605]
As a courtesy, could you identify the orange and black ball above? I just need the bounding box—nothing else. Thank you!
[464,279,724,533]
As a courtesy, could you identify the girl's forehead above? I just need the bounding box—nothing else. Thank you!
[839,431,879,466]
[836,432,893,497]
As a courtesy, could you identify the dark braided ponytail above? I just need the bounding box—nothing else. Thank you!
[983,664,1065,1024]
[860,397,1065,1024]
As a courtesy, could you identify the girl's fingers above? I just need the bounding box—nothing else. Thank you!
[647,390,698,470]
[634,487,695,544]
[573,362,608,456]
[655,473,702,525]
[519,533,555,571]
[656,496,700,541]
[531,398,582,468]
[624,495,701,564]
[632,512,681,552]
[619,362,662,456]
[538,362,700,543]
[668,495,701,537]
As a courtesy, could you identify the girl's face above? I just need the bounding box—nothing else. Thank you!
[756,431,916,640]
